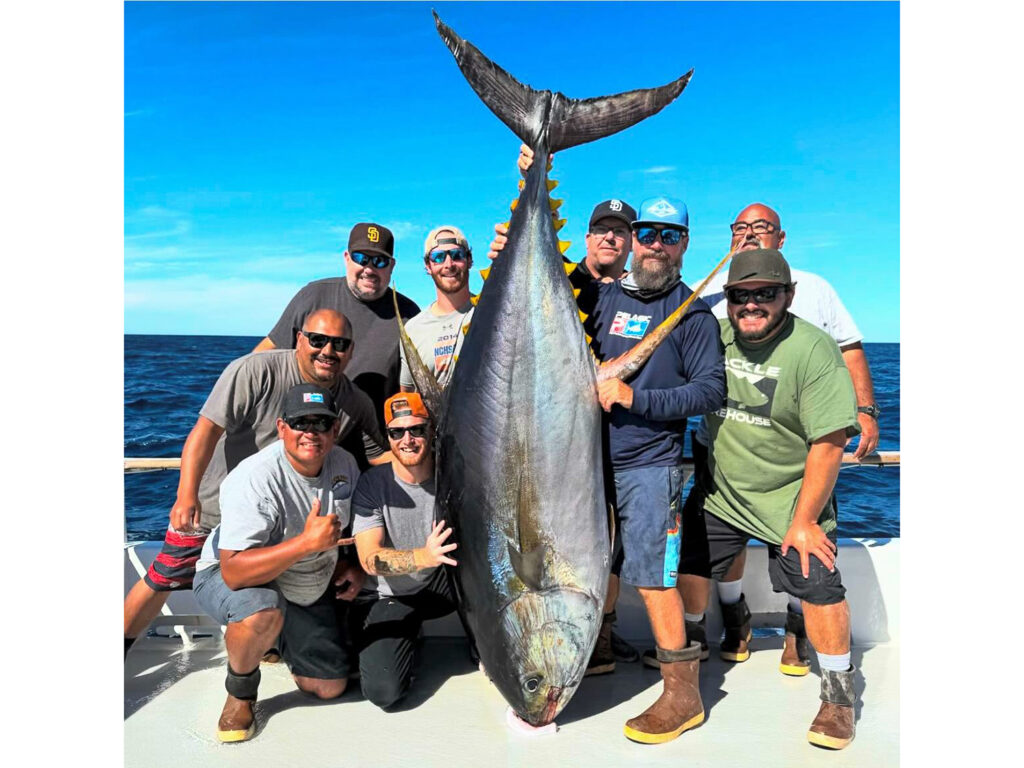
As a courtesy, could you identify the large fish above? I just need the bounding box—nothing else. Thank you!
[429,12,692,727]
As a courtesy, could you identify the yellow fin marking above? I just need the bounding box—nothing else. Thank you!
[462,322,470,335]
[547,179,558,191]
[479,267,491,281]
[554,218,567,232]
[579,310,588,324]
[471,295,479,306]
[518,179,525,191]
[510,198,519,212]
[558,240,571,254]
[549,197,563,212]
[564,262,576,275]
[585,334,593,345]
[572,288,581,299]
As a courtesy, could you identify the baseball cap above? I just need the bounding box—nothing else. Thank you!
[348,222,395,258]
[383,392,431,425]
[281,383,339,421]
[588,199,637,229]
[423,225,471,256]
[723,248,792,288]
[633,196,689,229]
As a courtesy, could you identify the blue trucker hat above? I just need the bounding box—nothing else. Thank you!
[633,196,689,229]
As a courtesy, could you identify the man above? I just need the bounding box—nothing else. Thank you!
[676,202,879,675]
[587,195,726,744]
[123,309,384,653]
[350,392,458,709]
[681,248,861,749]
[192,383,364,742]
[399,226,476,391]
[254,222,420,423]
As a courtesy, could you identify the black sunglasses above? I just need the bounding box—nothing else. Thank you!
[386,424,429,440]
[427,247,469,264]
[285,416,336,434]
[633,225,687,246]
[350,251,393,269]
[725,286,787,305]
[300,330,352,352]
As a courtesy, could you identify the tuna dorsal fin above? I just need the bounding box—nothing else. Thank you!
[507,541,549,592]
[433,11,692,154]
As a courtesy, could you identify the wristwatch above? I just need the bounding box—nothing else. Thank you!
[857,404,881,419]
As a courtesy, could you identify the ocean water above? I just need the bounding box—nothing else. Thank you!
[124,336,900,541]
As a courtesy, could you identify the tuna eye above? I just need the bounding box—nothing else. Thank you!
[524,677,541,693]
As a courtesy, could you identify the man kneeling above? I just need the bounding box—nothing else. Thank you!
[193,383,364,742]
[350,392,459,709]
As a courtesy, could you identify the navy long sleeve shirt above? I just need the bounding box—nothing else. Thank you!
[585,280,726,471]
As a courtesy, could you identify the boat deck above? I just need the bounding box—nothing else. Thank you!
[125,631,897,767]
[124,538,899,766]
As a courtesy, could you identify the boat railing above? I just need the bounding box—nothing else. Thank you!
[124,451,900,473]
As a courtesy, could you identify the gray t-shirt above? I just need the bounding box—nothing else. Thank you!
[197,441,360,606]
[398,300,475,389]
[267,278,420,423]
[196,349,382,528]
[351,465,438,599]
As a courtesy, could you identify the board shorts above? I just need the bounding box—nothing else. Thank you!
[193,564,353,679]
[679,487,846,606]
[143,525,209,592]
[613,464,685,588]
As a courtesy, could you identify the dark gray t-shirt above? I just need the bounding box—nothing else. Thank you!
[267,278,420,424]
[196,349,382,528]
[197,441,360,606]
[351,465,438,599]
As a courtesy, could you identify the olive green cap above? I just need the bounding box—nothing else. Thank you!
[723,248,792,288]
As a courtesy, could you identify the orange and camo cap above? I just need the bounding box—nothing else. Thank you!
[384,392,431,425]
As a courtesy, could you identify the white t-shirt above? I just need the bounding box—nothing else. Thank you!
[398,299,475,389]
[197,441,360,606]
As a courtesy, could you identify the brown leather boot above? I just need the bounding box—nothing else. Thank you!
[779,606,811,676]
[807,666,856,749]
[217,694,256,743]
[624,642,704,744]
[719,595,751,662]
[585,612,616,676]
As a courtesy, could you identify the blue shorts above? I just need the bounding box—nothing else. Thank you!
[614,465,685,588]
[193,564,353,679]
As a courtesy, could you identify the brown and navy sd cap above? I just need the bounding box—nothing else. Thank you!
[348,222,395,258]
[723,248,792,288]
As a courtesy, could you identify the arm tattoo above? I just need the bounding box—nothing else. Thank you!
[368,549,417,575]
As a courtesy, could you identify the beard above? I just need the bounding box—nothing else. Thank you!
[631,253,679,292]
[733,308,788,342]
[394,445,429,467]
[431,269,468,295]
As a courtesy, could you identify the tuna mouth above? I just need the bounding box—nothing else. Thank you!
[538,686,564,726]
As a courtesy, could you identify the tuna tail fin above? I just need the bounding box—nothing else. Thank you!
[433,11,692,153]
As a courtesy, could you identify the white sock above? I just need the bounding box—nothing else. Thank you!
[684,612,704,623]
[817,651,851,673]
[788,596,804,614]
[717,579,743,605]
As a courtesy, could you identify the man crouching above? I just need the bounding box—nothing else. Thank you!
[192,383,364,742]
[349,392,459,709]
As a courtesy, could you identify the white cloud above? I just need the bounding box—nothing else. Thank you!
[643,165,677,175]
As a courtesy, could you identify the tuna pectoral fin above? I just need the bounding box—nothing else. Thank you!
[434,11,692,153]
[508,542,550,592]
[392,284,443,417]
[596,248,736,384]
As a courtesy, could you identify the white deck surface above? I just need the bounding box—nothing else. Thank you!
[125,632,898,767]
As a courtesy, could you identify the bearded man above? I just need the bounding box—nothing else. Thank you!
[399,226,476,390]
[349,392,459,709]
[581,196,726,744]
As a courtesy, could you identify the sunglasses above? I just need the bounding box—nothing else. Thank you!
[301,330,352,352]
[725,286,787,305]
[386,424,429,440]
[427,248,469,264]
[350,251,393,269]
[633,226,687,246]
[285,416,336,433]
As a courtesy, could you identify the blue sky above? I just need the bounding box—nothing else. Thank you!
[125,1,899,341]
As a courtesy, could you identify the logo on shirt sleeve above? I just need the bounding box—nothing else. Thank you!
[609,311,652,339]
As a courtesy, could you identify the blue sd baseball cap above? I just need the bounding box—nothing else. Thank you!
[634,196,689,229]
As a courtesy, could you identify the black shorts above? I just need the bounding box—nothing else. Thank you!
[679,489,846,606]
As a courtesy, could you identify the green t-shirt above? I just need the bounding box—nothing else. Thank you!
[703,315,859,545]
